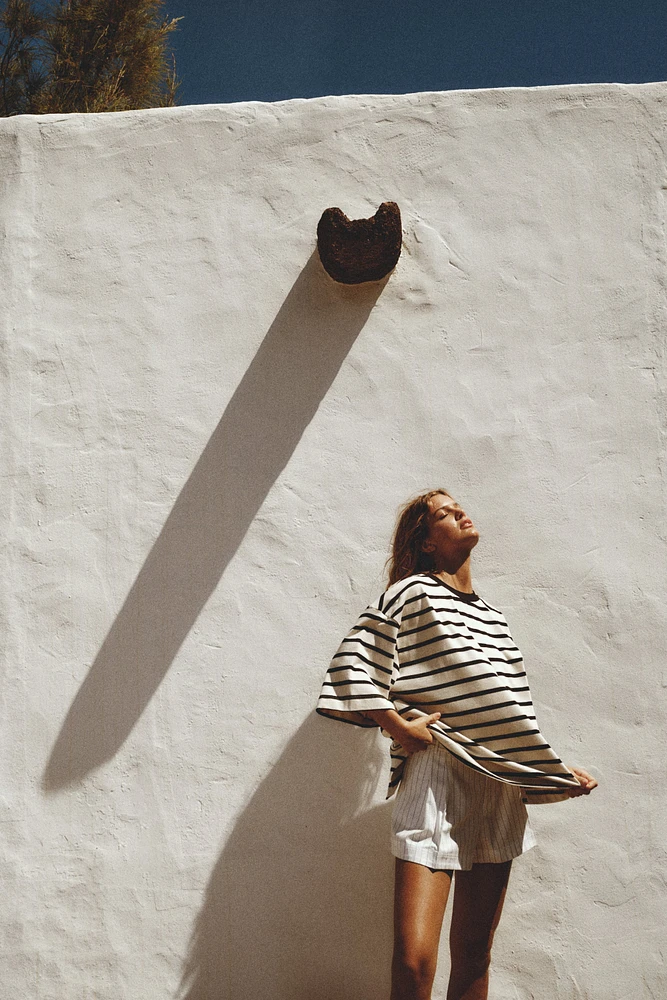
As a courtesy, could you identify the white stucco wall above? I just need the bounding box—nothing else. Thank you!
[1,83,666,999]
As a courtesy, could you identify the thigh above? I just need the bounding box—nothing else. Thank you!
[449,861,512,951]
[393,858,453,956]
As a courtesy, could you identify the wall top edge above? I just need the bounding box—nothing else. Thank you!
[1,79,667,127]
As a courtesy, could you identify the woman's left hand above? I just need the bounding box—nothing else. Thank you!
[566,766,598,797]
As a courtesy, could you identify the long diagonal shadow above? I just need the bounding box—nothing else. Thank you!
[178,715,395,1000]
[43,252,388,791]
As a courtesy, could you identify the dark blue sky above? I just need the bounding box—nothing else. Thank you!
[169,1,667,107]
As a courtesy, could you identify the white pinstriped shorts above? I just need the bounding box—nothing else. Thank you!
[391,742,537,871]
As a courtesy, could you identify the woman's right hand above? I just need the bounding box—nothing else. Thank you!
[395,713,442,755]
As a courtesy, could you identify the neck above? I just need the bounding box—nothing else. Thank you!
[431,558,474,594]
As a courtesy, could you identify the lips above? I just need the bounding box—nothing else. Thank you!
[460,519,473,529]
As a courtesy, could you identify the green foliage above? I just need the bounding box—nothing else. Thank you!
[0,0,181,116]
[0,1,48,115]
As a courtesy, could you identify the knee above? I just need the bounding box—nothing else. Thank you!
[392,942,437,993]
[450,937,492,980]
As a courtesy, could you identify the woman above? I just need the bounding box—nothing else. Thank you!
[316,488,597,1000]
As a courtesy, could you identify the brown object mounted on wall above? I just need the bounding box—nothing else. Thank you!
[316,201,402,284]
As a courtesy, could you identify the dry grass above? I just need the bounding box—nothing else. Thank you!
[0,0,181,116]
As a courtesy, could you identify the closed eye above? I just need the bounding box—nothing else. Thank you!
[439,504,461,518]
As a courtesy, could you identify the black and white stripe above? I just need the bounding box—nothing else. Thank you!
[317,573,579,802]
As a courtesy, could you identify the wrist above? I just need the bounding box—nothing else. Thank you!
[387,716,413,742]
[363,708,411,743]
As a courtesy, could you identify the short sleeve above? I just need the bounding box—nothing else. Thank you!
[316,605,399,727]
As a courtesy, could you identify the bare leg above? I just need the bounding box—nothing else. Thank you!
[446,860,512,1000]
[390,858,453,1000]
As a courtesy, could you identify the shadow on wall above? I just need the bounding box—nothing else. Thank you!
[178,713,395,1000]
[43,251,388,791]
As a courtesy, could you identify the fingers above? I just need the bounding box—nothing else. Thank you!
[401,729,436,755]
[399,713,441,756]
[405,736,433,754]
[573,767,598,789]
[567,766,598,794]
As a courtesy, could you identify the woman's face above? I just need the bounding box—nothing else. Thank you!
[422,493,479,564]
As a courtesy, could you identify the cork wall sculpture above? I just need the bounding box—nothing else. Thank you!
[316,201,402,283]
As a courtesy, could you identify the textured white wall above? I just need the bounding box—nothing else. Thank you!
[1,83,666,999]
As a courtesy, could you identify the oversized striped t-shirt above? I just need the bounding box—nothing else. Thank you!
[316,573,580,803]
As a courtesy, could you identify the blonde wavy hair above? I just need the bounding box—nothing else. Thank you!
[386,488,450,586]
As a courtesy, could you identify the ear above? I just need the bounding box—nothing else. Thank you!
[422,539,435,554]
